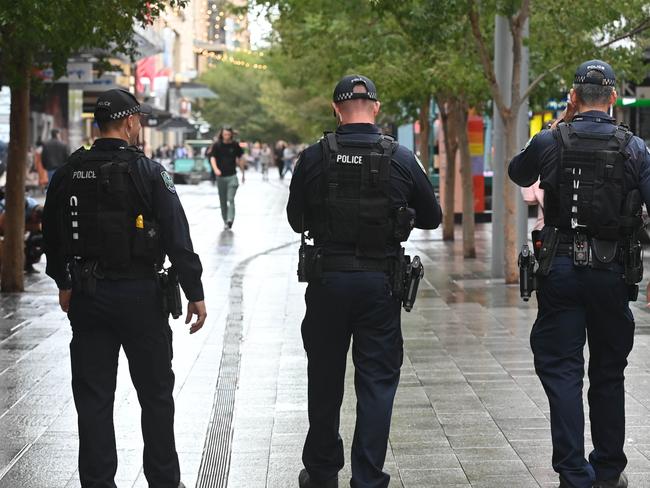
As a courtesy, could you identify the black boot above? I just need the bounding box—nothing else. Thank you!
[594,473,628,488]
[298,468,338,488]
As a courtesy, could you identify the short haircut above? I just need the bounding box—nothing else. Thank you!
[335,97,375,114]
[96,118,123,133]
[573,70,614,106]
[51,129,59,138]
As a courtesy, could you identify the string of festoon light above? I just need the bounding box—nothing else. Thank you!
[194,47,268,70]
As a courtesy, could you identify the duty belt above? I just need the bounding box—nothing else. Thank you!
[554,234,624,262]
[320,255,392,273]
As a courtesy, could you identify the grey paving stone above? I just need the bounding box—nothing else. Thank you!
[4,181,650,487]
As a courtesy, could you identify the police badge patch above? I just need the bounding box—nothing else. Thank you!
[161,171,176,193]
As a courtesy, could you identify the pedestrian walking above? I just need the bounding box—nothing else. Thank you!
[287,75,442,488]
[42,88,206,488]
[251,141,262,172]
[275,140,286,179]
[260,143,273,181]
[33,139,48,192]
[509,60,650,488]
[208,127,245,230]
[41,128,69,182]
[282,143,297,178]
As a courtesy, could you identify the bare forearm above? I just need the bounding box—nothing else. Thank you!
[210,157,220,174]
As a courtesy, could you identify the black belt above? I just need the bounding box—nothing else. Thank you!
[554,241,625,262]
[555,242,573,257]
[321,255,392,272]
[73,259,157,280]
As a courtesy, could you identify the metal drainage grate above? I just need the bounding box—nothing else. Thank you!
[195,242,296,488]
[195,269,245,488]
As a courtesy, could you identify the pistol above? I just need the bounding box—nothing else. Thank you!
[402,255,424,312]
[518,244,536,301]
[159,267,182,319]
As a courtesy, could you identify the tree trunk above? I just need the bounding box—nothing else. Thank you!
[418,95,430,175]
[2,66,29,292]
[503,115,519,284]
[454,100,475,258]
[438,97,458,241]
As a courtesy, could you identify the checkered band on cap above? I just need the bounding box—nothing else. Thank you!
[334,91,377,102]
[109,105,142,120]
[574,75,616,86]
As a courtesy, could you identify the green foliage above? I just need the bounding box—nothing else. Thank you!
[527,0,650,110]
[256,0,490,125]
[258,0,421,124]
[256,0,650,118]
[0,0,186,87]
[199,58,303,142]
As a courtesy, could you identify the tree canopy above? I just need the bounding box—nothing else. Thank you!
[199,57,307,142]
[0,0,187,292]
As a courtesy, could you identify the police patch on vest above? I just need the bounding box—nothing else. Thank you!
[72,170,96,179]
[336,154,364,165]
[161,171,176,193]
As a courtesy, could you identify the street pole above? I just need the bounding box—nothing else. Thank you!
[491,15,512,278]
[516,19,530,248]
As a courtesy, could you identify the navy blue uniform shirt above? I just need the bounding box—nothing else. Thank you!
[43,138,204,302]
[509,110,650,208]
[287,123,442,245]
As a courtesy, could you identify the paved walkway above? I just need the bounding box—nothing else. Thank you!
[2,173,650,487]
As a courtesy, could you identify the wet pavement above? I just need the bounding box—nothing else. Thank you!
[3,173,650,487]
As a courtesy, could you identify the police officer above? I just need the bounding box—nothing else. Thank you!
[287,75,441,488]
[509,60,650,488]
[42,88,207,488]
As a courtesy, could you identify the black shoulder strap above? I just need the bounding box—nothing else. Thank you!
[325,132,338,153]
[104,149,153,216]
[558,123,571,148]
[613,124,632,152]
[67,146,88,169]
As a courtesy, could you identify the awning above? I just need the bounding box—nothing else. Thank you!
[156,116,196,133]
[143,106,172,128]
[178,82,218,100]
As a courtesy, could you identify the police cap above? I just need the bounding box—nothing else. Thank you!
[94,89,153,122]
[574,60,616,86]
[332,75,378,103]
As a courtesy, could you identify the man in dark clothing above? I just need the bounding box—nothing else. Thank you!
[509,60,650,488]
[208,127,244,230]
[287,75,441,488]
[41,128,70,181]
[42,88,206,488]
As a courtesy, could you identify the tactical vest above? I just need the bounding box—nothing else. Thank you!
[542,122,632,240]
[310,132,397,259]
[59,147,160,274]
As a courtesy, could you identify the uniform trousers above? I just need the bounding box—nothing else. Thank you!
[301,271,403,488]
[532,257,634,488]
[68,279,179,488]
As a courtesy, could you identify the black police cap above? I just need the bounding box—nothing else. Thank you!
[332,75,378,103]
[574,60,616,87]
[94,88,153,122]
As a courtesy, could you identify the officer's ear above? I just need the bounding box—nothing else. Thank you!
[610,89,618,107]
[331,102,339,119]
[373,101,381,117]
